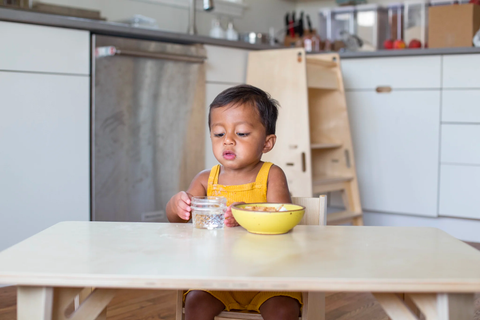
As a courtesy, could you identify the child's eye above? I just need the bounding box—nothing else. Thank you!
[237,132,250,137]
[213,133,224,138]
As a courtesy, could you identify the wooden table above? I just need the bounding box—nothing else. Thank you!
[0,222,479,320]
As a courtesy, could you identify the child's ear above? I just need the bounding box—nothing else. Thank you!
[262,134,276,153]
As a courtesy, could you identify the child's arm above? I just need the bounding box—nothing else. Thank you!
[266,165,292,203]
[166,170,209,223]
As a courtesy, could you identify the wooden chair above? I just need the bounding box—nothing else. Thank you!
[175,195,327,320]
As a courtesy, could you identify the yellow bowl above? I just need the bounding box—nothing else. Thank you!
[231,203,305,235]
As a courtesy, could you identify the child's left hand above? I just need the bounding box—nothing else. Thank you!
[224,202,244,227]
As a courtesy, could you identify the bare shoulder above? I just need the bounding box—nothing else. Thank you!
[266,164,291,203]
[195,169,211,181]
[267,164,288,182]
[187,169,211,196]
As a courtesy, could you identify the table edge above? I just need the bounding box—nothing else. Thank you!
[2,275,480,293]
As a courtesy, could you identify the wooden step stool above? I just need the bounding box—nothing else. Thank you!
[247,49,364,226]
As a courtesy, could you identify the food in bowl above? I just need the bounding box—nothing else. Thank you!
[242,204,287,212]
[231,203,305,235]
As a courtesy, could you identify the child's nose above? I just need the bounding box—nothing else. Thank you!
[224,133,235,145]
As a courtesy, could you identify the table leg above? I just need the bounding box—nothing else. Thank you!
[437,293,474,320]
[17,286,54,320]
[301,292,325,320]
[374,292,475,320]
[52,287,116,320]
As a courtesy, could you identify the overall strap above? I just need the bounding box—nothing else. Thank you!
[208,165,221,187]
[255,162,273,186]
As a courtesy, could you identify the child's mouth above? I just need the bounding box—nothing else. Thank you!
[223,151,236,160]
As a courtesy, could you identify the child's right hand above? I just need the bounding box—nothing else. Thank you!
[172,191,192,221]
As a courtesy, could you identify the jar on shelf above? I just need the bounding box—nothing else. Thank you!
[403,1,429,48]
[330,6,356,41]
[355,4,388,50]
[387,3,404,41]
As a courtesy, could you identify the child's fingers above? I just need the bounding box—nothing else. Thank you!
[176,195,191,220]
[224,207,232,219]
[179,191,191,205]
[225,219,239,227]
[224,202,243,227]
[224,215,239,227]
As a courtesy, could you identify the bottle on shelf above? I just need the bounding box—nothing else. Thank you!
[225,21,239,41]
[304,14,320,52]
[209,18,225,39]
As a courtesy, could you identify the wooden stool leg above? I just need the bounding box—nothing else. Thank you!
[352,216,364,226]
[342,182,363,226]
[17,286,54,320]
[96,308,107,320]
[437,293,474,320]
[75,287,94,310]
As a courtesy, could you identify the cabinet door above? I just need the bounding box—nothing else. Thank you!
[205,45,248,84]
[341,56,441,90]
[0,21,90,75]
[0,72,90,251]
[247,49,312,197]
[346,90,440,216]
[441,124,480,165]
[439,165,480,219]
[443,54,480,88]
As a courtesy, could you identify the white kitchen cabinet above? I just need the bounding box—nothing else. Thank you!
[443,54,480,88]
[341,56,441,90]
[0,72,90,252]
[442,90,480,123]
[0,21,90,75]
[439,165,480,219]
[346,90,440,217]
[441,124,480,165]
[0,23,90,252]
[204,45,248,84]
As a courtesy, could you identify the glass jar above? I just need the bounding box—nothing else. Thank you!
[404,1,428,48]
[387,3,404,40]
[330,6,356,41]
[355,4,388,50]
[191,196,227,230]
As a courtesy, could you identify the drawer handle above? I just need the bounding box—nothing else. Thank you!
[95,46,206,64]
[376,86,392,93]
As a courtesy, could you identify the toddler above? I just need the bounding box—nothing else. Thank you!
[166,84,301,320]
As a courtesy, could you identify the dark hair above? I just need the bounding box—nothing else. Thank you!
[208,84,279,135]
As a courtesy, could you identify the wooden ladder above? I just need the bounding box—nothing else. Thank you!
[247,49,363,226]
[307,54,363,226]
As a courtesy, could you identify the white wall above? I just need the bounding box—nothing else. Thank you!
[39,0,295,37]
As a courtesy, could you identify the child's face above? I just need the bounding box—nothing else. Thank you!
[210,103,275,170]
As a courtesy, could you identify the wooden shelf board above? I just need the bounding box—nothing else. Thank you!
[327,211,363,224]
[311,143,342,149]
[306,58,338,68]
[313,176,353,186]
[306,63,339,90]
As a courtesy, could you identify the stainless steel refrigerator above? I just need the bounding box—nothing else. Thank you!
[92,35,206,222]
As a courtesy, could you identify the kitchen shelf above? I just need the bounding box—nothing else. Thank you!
[311,142,343,149]
[327,210,363,225]
[313,175,354,185]
[306,57,338,68]
[306,62,339,90]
